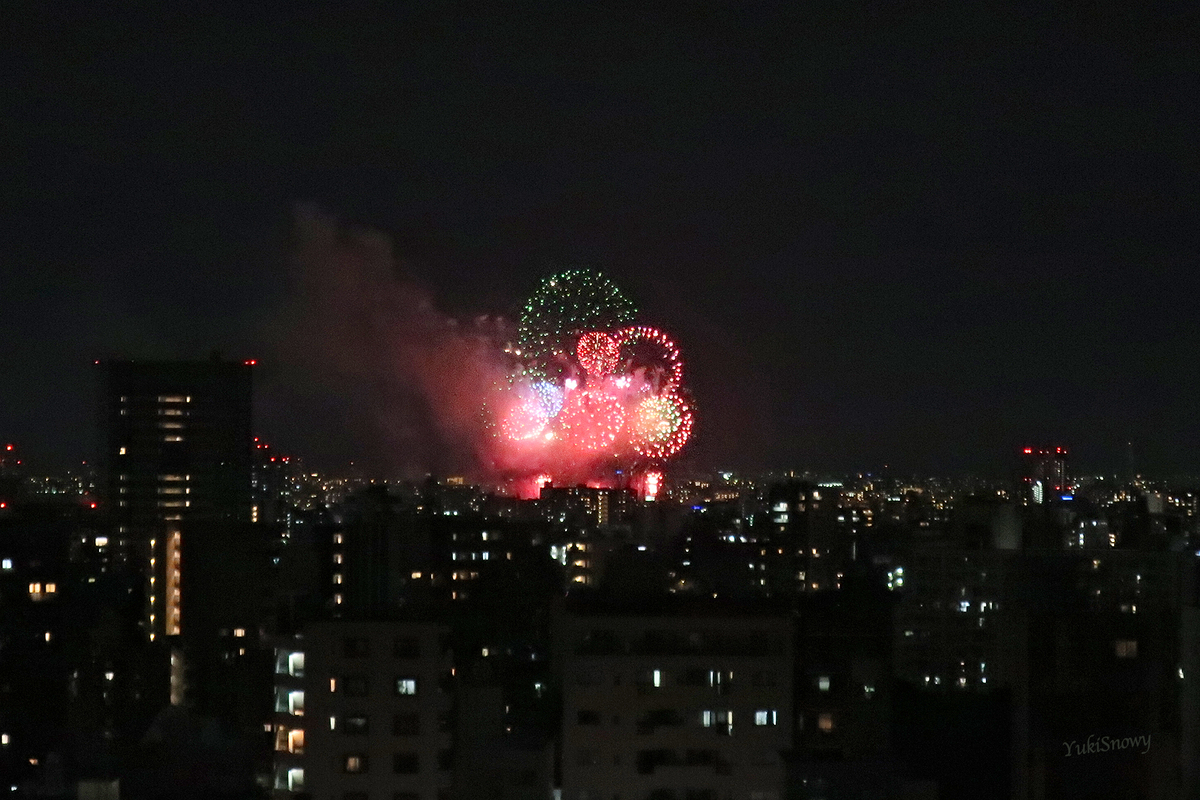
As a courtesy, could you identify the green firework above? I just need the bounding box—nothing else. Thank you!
[517,268,637,365]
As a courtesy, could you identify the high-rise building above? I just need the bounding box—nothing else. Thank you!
[1020,447,1069,505]
[271,620,454,799]
[99,358,253,644]
[764,480,841,593]
[554,597,794,798]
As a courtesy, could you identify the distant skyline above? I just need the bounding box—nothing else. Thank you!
[3,4,1197,476]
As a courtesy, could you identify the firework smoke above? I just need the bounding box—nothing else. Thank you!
[263,208,694,493]
[263,204,508,477]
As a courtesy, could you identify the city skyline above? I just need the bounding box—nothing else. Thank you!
[3,4,1197,476]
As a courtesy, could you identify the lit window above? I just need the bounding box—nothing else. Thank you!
[286,767,304,792]
[334,533,344,545]
[817,676,830,691]
[233,628,246,638]
[653,669,662,687]
[45,583,56,594]
[333,553,343,564]
[1,559,11,571]
[333,573,343,584]
[818,712,834,732]
[95,536,108,547]
[118,447,127,455]
[343,754,367,773]
[396,678,417,695]
[755,710,777,726]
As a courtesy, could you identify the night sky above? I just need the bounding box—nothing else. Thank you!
[3,4,1197,477]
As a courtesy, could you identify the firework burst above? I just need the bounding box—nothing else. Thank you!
[487,269,695,495]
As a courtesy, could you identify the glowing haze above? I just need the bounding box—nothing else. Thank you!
[267,210,693,493]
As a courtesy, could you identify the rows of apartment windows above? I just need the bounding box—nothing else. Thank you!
[275,711,451,757]
[333,792,451,800]
[329,712,452,736]
[574,668,779,689]
[341,636,425,658]
[575,629,786,656]
[340,749,453,773]
[574,791,778,800]
[329,676,423,696]
[274,677,431,718]
[576,747,781,770]
[576,707,780,728]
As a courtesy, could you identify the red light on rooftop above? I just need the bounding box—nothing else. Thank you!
[5,444,12,451]
[1023,448,1032,454]
[244,359,257,365]
[89,503,97,509]
[0,502,6,509]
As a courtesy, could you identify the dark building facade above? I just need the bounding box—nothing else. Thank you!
[100,358,253,645]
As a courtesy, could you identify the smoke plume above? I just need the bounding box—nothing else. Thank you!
[263,204,509,478]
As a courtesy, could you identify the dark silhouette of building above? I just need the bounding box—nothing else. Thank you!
[553,594,795,798]
[99,357,253,647]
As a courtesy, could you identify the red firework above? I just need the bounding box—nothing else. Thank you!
[576,331,620,377]
[612,326,684,394]
[629,392,693,459]
[500,396,549,441]
[556,389,626,452]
